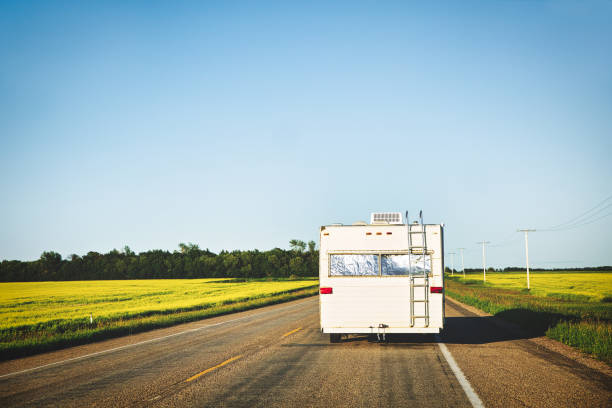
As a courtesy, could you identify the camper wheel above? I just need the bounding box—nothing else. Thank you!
[330,333,342,343]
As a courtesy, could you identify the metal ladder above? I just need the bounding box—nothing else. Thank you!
[408,212,429,327]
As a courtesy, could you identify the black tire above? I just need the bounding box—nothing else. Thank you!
[330,333,342,343]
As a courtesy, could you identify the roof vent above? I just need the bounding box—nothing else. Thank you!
[371,212,403,225]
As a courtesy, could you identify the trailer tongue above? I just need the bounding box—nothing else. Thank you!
[319,212,445,342]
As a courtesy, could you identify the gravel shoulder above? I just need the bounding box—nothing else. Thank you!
[444,296,612,408]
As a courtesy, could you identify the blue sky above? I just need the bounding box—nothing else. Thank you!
[1,1,611,268]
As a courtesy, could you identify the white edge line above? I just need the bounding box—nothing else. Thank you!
[436,336,485,408]
[0,298,316,380]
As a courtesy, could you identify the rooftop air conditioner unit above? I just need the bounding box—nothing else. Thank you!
[370,212,403,225]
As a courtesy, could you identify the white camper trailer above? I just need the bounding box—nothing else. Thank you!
[319,212,445,342]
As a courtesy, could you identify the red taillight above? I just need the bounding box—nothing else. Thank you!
[320,287,333,294]
[430,286,443,294]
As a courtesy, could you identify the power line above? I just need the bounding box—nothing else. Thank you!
[545,210,612,231]
[486,229,523,248]
[546,205,612,231]
[491,230,516,244]
[541,194,612,231]
[547,194,612,229]
[489,235,523,248]
[453,196,611,270]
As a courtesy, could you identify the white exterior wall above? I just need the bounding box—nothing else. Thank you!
[319,224,445,334]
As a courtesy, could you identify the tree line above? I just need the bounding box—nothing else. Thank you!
[0,240,318,282]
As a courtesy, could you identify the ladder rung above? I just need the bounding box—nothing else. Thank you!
[411,315,429,318]
[411,300,428,303]
[411,284,428,287]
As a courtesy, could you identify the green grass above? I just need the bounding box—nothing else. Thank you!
[0,278,318,360]
[445,271,612,364]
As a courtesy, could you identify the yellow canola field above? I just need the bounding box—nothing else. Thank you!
[0,279,318,330]
[459,272,612,301]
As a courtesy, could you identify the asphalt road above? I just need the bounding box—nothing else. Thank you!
[0,296,610,407]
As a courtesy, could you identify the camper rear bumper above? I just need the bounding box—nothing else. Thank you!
[322,327,441,334]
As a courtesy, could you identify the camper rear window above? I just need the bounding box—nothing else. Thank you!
[381,254,431,276]
[381,254,410,275]
[330,254,379,276]
[329,253,431,276]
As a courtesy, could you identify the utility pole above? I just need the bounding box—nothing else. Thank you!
[476,241,490,282]
[458,248,466,278]
[517,229,536,290]
[448,252,456,276]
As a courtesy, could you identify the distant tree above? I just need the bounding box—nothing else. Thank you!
[114,259,127,279]
[289,239,306,252]
[222,253,239,276]
[179,242,200,255]
[289,256,306,276]
[267,254,280,276]
[41,251,62,264]
[40,251,62,280]
[200,255,218,277]
[308,240,316,252]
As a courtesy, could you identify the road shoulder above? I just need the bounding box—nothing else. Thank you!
[444,296,611,407]
[446,295,612,377]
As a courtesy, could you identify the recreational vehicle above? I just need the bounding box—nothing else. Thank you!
[319,212,445,342]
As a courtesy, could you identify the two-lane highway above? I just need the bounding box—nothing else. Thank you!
[0,297,610,407]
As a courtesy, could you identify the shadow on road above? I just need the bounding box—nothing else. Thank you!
[441,315,533,345]
[352,314,533,345]
[337,305,538,346]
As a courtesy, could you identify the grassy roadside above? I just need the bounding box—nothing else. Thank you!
[445,275,611,364]
[0,285,318,361]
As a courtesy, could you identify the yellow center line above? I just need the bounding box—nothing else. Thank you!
[282,327,302,338]
[184,355,242,382]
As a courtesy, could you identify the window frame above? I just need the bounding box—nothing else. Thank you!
[327,251,432,278]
